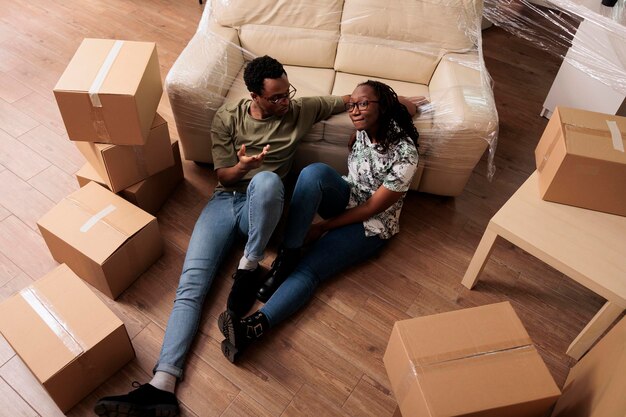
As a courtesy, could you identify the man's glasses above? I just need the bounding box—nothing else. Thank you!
[263,85,297,104]
[345,100,379,112]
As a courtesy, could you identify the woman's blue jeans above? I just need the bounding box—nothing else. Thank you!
[260,163,386,327]
[154,171,284,378]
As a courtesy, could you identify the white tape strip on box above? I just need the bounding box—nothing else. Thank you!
[606,120,624,152]
[20,287,85,356]
[80,204,117,233]
[88,40,124,108]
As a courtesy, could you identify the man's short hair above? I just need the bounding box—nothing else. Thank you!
[243,55,286,95]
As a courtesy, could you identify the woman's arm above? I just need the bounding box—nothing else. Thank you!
[306,185,404,242]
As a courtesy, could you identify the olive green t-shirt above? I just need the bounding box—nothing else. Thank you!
[211,96,345,192]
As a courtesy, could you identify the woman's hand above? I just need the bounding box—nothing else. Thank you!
[305,222,326,244]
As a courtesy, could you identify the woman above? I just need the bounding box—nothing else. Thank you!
[218,80,423,362]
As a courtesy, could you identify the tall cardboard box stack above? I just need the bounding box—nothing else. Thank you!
[0,264,135,412]
[384,302,561,417]
[535,107,626,216]
[36,38,171,299]
[54,38,183,213]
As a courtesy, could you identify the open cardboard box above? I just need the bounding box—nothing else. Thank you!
[384,302,560,417]
[0,264,134,412]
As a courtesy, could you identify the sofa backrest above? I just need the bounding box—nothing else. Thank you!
[335,0,481,85]
[211,0,481,85]
[212,0,343,68]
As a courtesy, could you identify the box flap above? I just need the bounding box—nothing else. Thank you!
[0,264,122,383]
[37,182,155,264]
[54,38,155,96]
[395,302,532,367]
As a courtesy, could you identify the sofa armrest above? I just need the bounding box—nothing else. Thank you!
[428,52,497,135]
[165,23,244,162]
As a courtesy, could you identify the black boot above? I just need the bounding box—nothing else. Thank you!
[256,247,300,302]
[227,267,262,317]
[218,310,269,363]
[94,382,180,417]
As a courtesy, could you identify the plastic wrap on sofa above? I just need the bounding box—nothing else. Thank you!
[165,0,500,196]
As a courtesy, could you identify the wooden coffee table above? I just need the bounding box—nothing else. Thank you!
[462,171,626,360]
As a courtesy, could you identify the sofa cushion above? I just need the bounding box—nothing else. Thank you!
[213,0,343,68]
[336,0,479,84]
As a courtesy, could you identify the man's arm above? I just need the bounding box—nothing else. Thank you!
[398,96,429,117]
[216,144,270,186]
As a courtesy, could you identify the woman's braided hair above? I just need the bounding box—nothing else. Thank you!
[355,80,419,152]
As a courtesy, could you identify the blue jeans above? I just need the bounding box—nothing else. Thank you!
[260,163,386,327]
[154,171,284,378]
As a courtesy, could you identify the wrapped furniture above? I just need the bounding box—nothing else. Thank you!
[166,0,498,196]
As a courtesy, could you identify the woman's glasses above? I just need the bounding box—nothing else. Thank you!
[263,85,297,104]
[345,100,379,112]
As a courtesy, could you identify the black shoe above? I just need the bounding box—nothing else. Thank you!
[227,268,262,317]
[257,248,300,302]
[94,382,179,417]
[218,310,268,363]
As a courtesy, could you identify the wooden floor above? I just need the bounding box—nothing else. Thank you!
[0,1,616,416]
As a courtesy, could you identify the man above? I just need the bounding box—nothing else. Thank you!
[94,55,349,417]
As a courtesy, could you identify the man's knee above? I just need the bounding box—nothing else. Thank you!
[250,171,284,199]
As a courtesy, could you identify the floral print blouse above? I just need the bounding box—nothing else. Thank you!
[344,128,418,239]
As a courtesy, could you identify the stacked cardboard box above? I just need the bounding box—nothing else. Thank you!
[76,139,184,215]
[12,37,176,412]
[0,264,135,413]
[384,302,561,417]
[37,182,163,299]
[53,38,183,212]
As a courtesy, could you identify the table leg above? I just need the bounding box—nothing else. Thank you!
[566,301,624,360]
[461,227,498,289]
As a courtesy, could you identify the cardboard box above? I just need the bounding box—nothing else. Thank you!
[54,38,162,145]
[76,140,184,215]
[37,182,163,299]
[535,107,626,216]
[384,302,560,417]
[0,264,134,412]
[551,316,626,417]
[74,113,175,192]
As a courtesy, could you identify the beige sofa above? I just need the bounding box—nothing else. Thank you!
[166,0,498,196]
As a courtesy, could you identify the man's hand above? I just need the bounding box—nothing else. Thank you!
[237,144,270,171]
[216,143,270,186]
[399,96,430,117]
